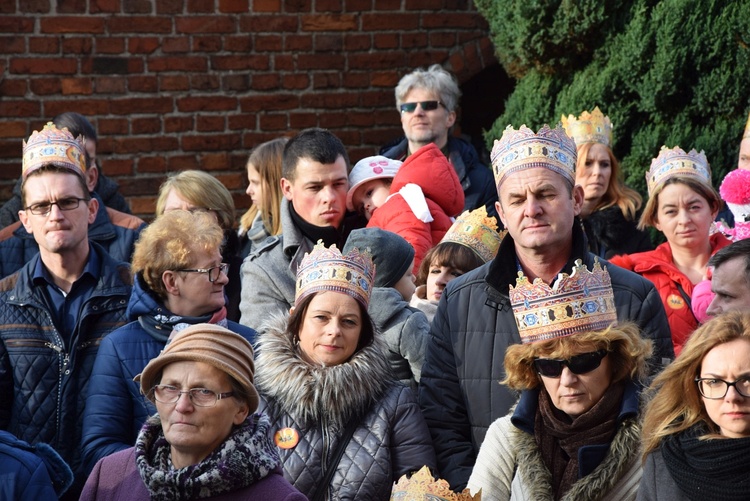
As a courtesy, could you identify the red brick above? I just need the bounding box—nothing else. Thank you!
[197,116,226,132]
[240,15,298,32]
[12,58,77,74]
[62,37,93,54]
[422,13,480,29]
[300,92,358,109]
[408,51,448,68]
[401,32,428,48]
[344,0,371,10]
[348,52,406,70]
[108,16,172,33]
[165,116,194,132]
[155,0,183,14]
[20,0,51,13]
[448,51,465,74]
[193,36,222,52]
[129,37,161,54]
[0,79,27,97]
[273,54,294,70]
[255,34,282,51]
[182,133,240,151]
[348,111,376,127]
[344,33,370,51]
[343,73,369,88]
[317,0,343,11]
[259,113,288,131]
[374,33,399,49]
[361,128,398,145]
[58,0,87,13]
[98,118,129,135]
[132,117,162,134]
[298,53,345,70]
[361,13,419,30]
[252,0,281,12]
[289,112,317,129]
[137,156,168,173]
[91,0,119,13]
[177,96,238,112]
[129,75,159,92]
[121,175,170,195]
[251,73,280,90]
[61,78,93,95]
[110,97,173,115]
[45,99,110,117]
[301,14,356,31]
[187,0,213,12]
[224,35,253,52]
[102,158,135,176]
[371,70,399,87]
[429,31,457,48]
[111,135,179,154]
[176,16,236,34]
[282,74,309,90]
[0,17,34,33]
[29,37,60,53]
[285,34,313,51]
[162,37,191,53]
[0,121,28,138]
[41,17,106,34]
[314,33,343,51]
[405,0,441,8]
[190,74,220,90]
[0,37,24,53]
[285,0,311,13]
[219,0,249,13]
[201,152,230,170]
[94,77,127,94]
[358,89,394,107]
[374,0,400,8]
[212,55,269,71]
[129,197,157,217]
[319,113,346,128]
[149,56,208,72]
[228,114,256,130]
[0,139,21,159]
[239,94,299,112]
[97,37,126,54]
[124,0,153,13]
[313,72,341,89]
[222,74,250,91]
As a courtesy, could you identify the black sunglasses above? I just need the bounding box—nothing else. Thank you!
[399,101,443,113]
[534,349,608,378]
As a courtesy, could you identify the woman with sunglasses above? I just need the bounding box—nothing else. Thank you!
[468,260,652,500]
[81,210,256,475]
[638,312,750,500]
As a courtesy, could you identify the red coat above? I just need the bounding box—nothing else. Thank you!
[610,233,731,355]
[367,143,465,270]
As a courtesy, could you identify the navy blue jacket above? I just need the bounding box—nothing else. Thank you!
[81,273,257,473]
[0,243,132,487]
[0,192,145,279]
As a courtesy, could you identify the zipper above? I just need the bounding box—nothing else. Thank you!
[5,339,62,351]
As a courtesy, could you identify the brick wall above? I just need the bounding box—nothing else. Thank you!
[0,0,497,221]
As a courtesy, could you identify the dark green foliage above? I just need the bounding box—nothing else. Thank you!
[477,0,750,192]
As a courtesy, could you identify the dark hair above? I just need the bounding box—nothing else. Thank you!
[416,242,485,286]
[709,239,750,279]
[288,292,375,353]
[52,112,97,141]
[21,165,91,208]
[282,128,351,181]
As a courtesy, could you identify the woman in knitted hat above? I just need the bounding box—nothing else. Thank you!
[610,146,731,355]
[255,242,436,500]
[561,107,652,259]
[81,210,256,474]
[467,260,652,500]
[80,323,305,500]
[639,311,750,500]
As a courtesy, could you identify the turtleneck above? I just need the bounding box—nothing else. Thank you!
[289,202,342,248]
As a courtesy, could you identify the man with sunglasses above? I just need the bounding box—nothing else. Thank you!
[418,123,673,491]
[0,123,133,500]
[380,64,499,219]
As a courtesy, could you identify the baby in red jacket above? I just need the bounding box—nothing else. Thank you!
[346,143,465,270]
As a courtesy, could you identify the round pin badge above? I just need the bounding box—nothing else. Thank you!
[274,427,300,449]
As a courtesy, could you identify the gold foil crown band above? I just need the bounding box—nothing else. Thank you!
[22,122,87,180]
[440,206,503,263]
[561,106,613,147]
[646,145,711,197]
[295,241,375,308]
[490,124,577,188]
[510,259,617,344]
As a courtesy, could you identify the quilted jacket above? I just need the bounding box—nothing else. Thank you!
[368,143,464,270]
[609,232,731,355]
[255,312,437,501]
[0,243,132,487]
[418,222,674,491]
[0,192,145,280]
[81,273,257,474]
[380,135,498,219]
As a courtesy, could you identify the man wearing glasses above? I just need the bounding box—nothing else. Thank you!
[380,64,498,218]
[0,123,132,500]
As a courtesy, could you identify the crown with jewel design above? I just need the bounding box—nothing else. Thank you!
[22,122,87,180]
[646,145,712,197]
[296,241,375,308]
[561,106,613,147]
[490,124,577,188]
[744,111,750,140]
[441,206,505,263]
[510,259,617,344]
[391,466,481,501]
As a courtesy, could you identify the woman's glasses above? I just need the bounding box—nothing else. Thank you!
[534,349,609,378]
[695,377,750,399]
[175,263,229,282]
[150,385,234,407]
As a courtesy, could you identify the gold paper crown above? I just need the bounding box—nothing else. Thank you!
[510,259,617,344]
[22,122,87,180]
[646,145,711,197]
[743,111,750,140]
[295,241,375,308]
[490,124,577,188]
[391,466,481,501]
[441,207,504,263]
[560,106,613,147]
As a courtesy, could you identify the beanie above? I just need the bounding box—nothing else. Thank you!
[343,228,414,288]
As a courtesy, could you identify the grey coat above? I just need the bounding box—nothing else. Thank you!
[637,450,687,501]
[368,287,429,390]
[239,199,312,330]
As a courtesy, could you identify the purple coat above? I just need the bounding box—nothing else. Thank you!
[80,448,307,501]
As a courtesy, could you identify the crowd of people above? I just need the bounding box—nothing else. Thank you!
[1,64,750,500]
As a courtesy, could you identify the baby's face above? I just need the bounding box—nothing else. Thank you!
[353,179,391,220]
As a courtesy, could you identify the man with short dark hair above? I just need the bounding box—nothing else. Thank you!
[706,239,750,316]
[240,128,351,329]
[0,123,132,500]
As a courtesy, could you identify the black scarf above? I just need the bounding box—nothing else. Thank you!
[661,423,750,501]
[135,414,280,500]
[288,202,342,248]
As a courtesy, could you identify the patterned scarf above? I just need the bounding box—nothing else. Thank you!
[135,414,280,500]
[661,423,750,501]
[139,307,228,343]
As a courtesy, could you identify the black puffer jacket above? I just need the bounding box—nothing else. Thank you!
[0,243,132,488]
[582,206,653,259]
[418,222,674,491]
[255,312,436,501]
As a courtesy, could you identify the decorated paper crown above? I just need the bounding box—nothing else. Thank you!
[295,241,375,308]
[22,122,87,180]
[490,124,577,188]
[441,206,504,263]
[560,106,613,147]
[646,145,712,197]
[509,259,617,344]
[744,111,750,140]
[391,466,481,501]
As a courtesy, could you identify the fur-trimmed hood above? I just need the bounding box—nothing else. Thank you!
[255,311,395,429]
